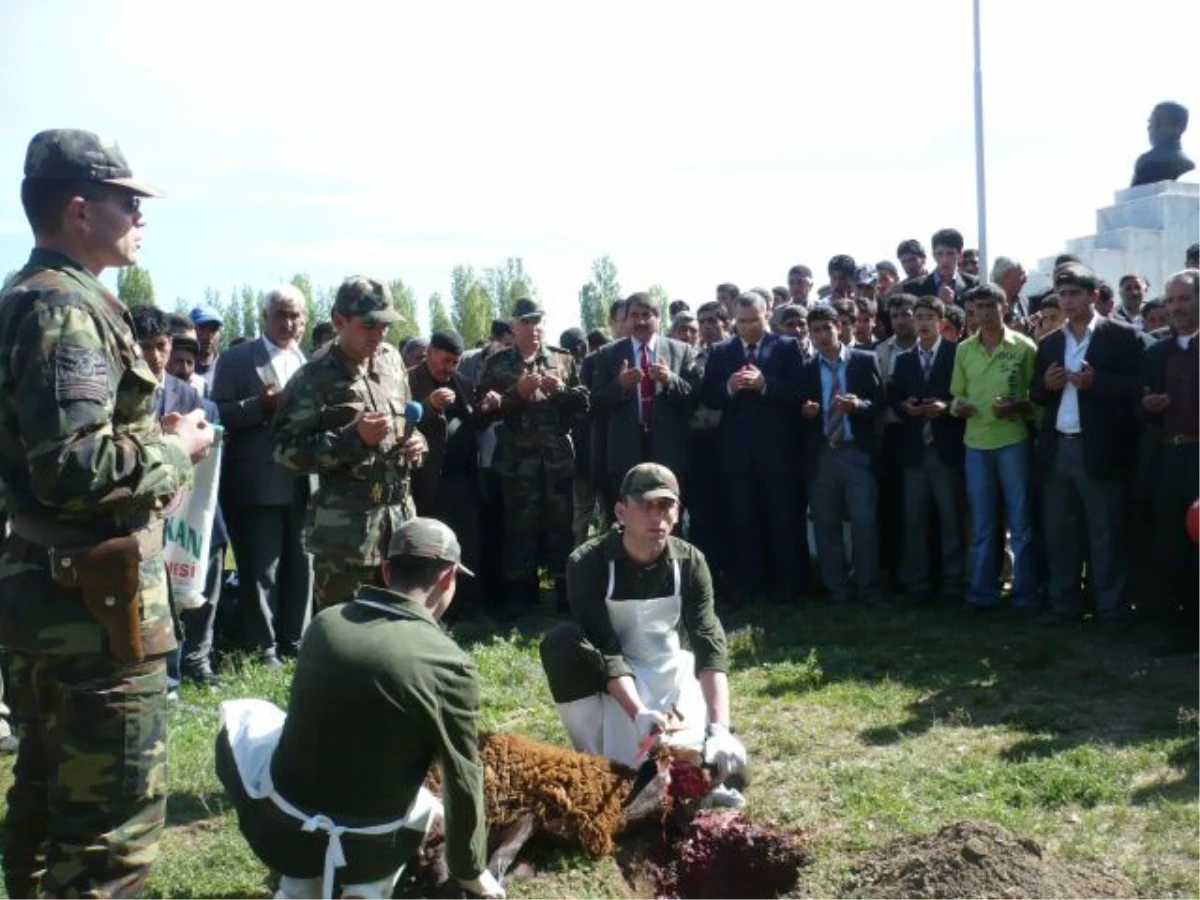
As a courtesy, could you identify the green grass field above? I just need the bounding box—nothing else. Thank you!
[2,601,1196,898]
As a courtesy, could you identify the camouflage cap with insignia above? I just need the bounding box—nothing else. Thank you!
[386,517,474,576]
[619,463,681,503]
[510,296,544,321]
[334,276,403,325]
[24,129,166,197]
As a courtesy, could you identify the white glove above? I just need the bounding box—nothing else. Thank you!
[458,869,506,899]
[703,722,748,782]
[635,708,670,740]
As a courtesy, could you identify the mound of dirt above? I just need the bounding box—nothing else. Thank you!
[848,820,1137,899]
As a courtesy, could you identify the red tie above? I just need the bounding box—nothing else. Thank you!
[639,344,654,425]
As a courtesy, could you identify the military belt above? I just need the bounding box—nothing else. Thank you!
[10,513,164,559]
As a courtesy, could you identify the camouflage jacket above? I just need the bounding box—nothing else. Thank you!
[478,344,589,479]
[0,248,193,655]
[272,342,424,565]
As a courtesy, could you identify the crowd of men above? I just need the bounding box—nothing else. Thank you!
[0,127,1196,899]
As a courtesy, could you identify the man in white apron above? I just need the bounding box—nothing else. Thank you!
[215,519,504,899]
[539,463,749,804]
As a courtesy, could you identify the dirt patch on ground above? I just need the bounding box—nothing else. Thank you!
[847,820,1137,899]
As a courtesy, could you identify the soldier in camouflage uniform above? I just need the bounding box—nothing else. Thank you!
[0,130,213,897]
[272,277,428,610]
[478,297,589,611]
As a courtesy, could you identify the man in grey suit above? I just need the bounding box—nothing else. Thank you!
[591,292,701,502]
[212,285,314,667]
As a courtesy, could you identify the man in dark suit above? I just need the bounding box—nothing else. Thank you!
[212,285,314,666]
[591,292,700,502]
[582,300,628,532]
[800,306,885,606]
[1139,268,1199,652]
[702,290,804,604]
[890,297,966,603]
[902,228,978,306]
[1031,264,1143,625]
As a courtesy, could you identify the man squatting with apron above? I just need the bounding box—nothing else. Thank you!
[216,518,504,900]
[539,462,750,806]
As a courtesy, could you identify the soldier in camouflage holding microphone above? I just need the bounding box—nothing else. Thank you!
[272,276,427,610]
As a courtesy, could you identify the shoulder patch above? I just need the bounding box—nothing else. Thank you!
[55,344,110,403]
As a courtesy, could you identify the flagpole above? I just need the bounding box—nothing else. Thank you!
[973,0,989,275]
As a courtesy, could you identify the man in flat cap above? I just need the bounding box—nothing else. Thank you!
[273,276,427,610]
[0,129,214,896]
[478,297,589,613]
[217,518,503,899]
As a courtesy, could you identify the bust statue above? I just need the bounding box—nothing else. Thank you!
[1131,101,1195,187]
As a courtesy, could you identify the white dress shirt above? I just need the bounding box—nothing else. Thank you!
[262,334,307,388]
[1055,313,1102,435]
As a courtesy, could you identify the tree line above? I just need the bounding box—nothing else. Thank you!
[111,254,673,350]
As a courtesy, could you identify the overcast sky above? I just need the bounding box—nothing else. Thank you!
[2,0,1197,337]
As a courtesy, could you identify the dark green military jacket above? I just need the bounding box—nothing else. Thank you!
[272,342,421,565]
[271,585,487,880]
[478,344,588,479]
[0,248,192,655]
[566,529,729,680]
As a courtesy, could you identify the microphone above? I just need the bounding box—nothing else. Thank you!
[402,400,423,441]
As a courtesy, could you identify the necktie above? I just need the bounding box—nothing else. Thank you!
[920,349,935,446]
[823,359,845,444]
[745,343,757,365]
[639,344,654,425]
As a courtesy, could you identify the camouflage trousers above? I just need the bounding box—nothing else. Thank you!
[500,469,574,581]
[312,559,386,612]
[4,650,168,899]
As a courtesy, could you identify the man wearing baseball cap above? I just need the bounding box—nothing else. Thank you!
[188,302,224,391]
[273,276,426,611]
[539,463,749,807]
[0,129,214,896]
[217,518,502,899]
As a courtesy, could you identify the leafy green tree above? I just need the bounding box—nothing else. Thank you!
[428,291,452,334]
[117,264,155,308]
[648,283,670,323]
[454,282,493,347]
[240,285,261,339]
[289,273,317,346]
[386,278,419,345]
[483,257,536,319]
[578,255,622,331]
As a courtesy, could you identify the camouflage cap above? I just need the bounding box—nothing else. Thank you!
[620,463,680,503]
[334,276,402,325]
[511,297,544,321]
[24,129,166,197]
[386,517,474,576]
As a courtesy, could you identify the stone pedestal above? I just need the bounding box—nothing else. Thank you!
[1027,181,1199,295]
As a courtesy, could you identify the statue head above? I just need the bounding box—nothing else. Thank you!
[1149,102,1189,147]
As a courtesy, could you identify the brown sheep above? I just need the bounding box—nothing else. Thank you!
[425,731,708,882]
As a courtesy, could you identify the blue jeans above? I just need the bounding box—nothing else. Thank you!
[964,442,1036,608]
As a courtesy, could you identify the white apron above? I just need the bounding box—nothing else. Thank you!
[219,599,443,900]
[564,559,708,768]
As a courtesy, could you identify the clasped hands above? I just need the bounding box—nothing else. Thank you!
[1043,361,1093,392]
[516,371,564,401]
[618,359,671,390]
[800,394,862,418]
[899,397,949,418]
[355,411,425,460]
[727,363,765,394]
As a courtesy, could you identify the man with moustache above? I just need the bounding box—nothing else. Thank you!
[272,277,426,611]
[479,297,589,612]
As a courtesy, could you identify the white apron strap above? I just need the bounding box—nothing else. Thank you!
[605,559,616,602]
[671,559,681,597]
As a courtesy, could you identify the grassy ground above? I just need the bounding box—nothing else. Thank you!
[1,601,1196,898]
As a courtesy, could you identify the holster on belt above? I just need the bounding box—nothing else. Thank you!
[49,537,145,665]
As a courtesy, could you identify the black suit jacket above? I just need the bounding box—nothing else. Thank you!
[211,338,315,507]
[591,335,700,477]
[800,348,884,466]
[1030,318,1143,480]
[903,271,978,305]
[889,340,965,467]
[701,333,803,475]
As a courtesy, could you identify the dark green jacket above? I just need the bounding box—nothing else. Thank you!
[565,529,729,680]
[271,586,487,880]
